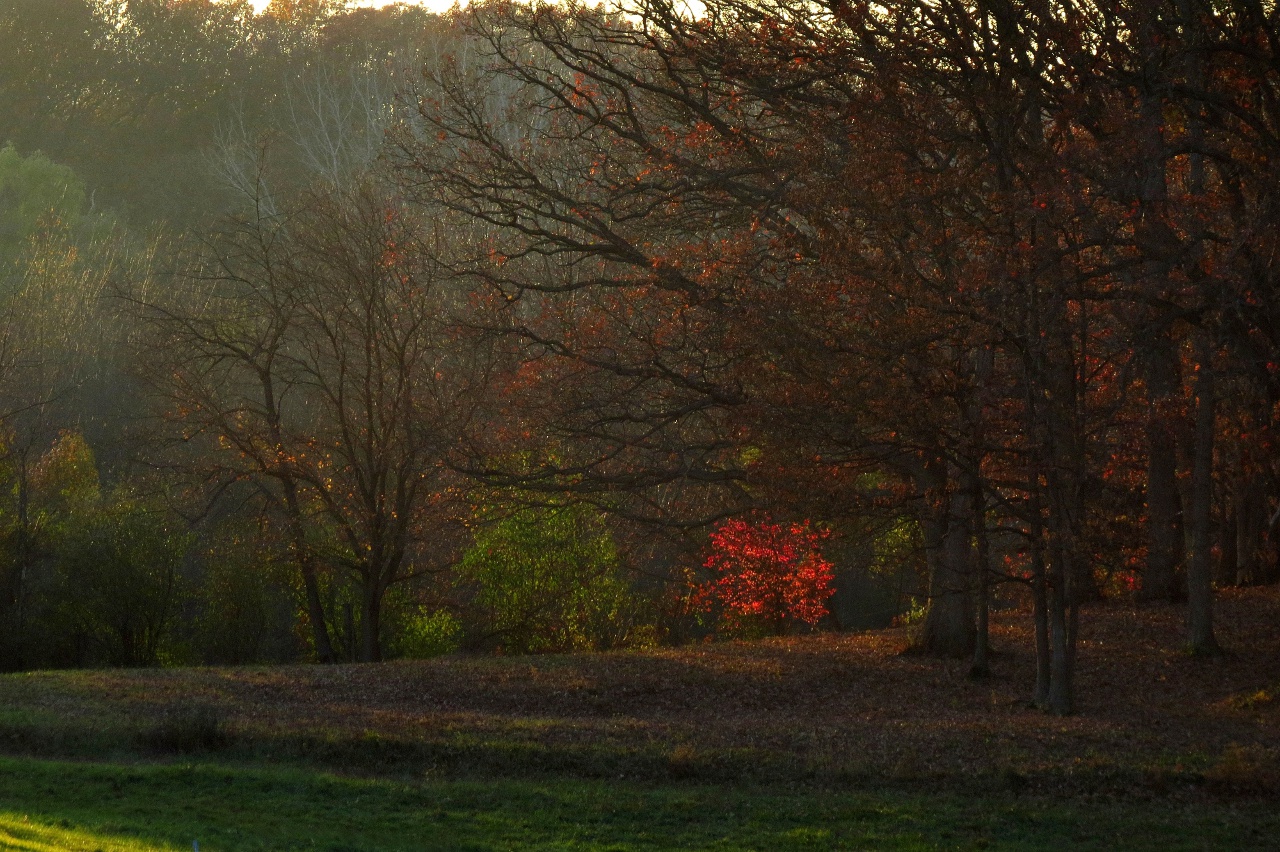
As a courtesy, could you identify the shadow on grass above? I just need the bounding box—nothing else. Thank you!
[0,706,1266,805]
[0,756,1277,851]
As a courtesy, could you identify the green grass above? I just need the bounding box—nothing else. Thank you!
[0,755,1274,851]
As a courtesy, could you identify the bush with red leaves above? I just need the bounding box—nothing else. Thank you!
[697,515,835,635]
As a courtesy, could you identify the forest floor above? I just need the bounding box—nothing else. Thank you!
[0,588,1277,849]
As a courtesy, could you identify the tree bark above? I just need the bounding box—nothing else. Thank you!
[1132,10,1188,603]
[918,485,975,658]
[282,482,337,664]
[1186,333,1222,655]
[1046,519,1075,715]
[1141,332,1184,600]
[1048,587,1072,715]
[970,487,991,678]
[1031,533,1051,710]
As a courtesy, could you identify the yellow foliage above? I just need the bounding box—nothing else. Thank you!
[263,0,339,23]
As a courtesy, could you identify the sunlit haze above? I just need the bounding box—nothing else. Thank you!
[248,0,458,13]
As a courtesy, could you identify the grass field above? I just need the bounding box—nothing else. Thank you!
[1,756,1276,851]
[0,589,1277,850]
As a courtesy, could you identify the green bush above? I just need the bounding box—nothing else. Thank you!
[54,495,192,667]
[457,504,642,654]
[398,608,462,659]
[0,144,86,264]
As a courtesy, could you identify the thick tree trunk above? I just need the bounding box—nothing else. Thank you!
[918,488,975,658]
[1186,336,1222,655]
[1133,25,1189,603]
[1047,592,1072,714]
[1141,333,1184,600]
[1175,0,1220,655]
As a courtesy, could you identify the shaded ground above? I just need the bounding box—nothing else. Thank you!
[1,587,1277,796]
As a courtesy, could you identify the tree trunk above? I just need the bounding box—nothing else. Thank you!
[918,487,975,658]
[1048,597,1072,715]
[1031,535,1051,710]
[360,576,383,663]
[966,347,994,679]
[970,488,991,679]
[1264,498,1280,585]
[1175,0,1219,655]
[1141,333,1184,600]
[1186,334,1222,655]
[1046,527,1075,715]
[1063,536,1082,681]
[282,483,337,664]
[1133,20,1189,603]
[1040,462,1082,716]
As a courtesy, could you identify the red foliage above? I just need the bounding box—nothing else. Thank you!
[698,514,835,633]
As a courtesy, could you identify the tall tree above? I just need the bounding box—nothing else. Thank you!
[137,178,488,662]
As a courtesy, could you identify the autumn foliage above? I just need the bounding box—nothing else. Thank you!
[697,515,834,635]
[5,0,1280,732]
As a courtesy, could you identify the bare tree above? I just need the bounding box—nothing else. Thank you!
[136,177,489,662]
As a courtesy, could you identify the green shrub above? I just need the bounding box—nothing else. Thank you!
[54,495,192,667]
[398,608,462,659]
[457,504,641,654]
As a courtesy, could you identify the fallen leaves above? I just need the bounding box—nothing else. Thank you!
[3,587,1278,797]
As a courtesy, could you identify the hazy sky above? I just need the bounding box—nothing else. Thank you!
[248,1,457,14]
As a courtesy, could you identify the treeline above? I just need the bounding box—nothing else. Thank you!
[2,0,1279,716]
[0,0,656,669]
[0,0,844,675]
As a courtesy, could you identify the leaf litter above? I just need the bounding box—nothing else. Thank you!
[2,587,1277,799]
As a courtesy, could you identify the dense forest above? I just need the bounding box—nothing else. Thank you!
[1,0,1278,718]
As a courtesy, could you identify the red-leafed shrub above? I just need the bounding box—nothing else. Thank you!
[697,515,835,636]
